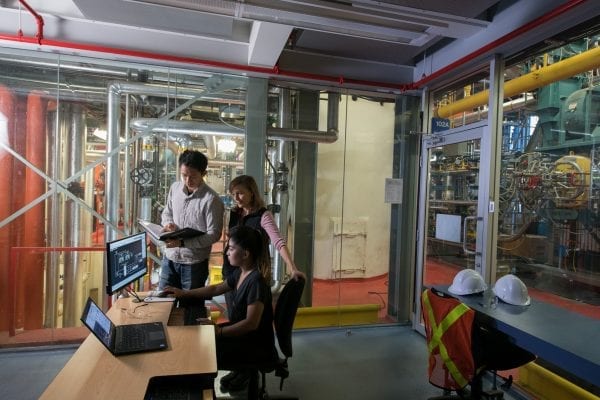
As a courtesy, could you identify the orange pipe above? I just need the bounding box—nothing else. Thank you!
[0,85,15,332]
[22,92,47,329]
[11,96,27,330]
[9,246,103,336]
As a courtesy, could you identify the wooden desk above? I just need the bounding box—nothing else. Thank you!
[434,285,600,389]
[40,297,217,400]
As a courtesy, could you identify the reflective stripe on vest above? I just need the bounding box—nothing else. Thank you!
[422,290,471,388]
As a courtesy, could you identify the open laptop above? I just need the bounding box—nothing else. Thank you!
[80,297,168,356]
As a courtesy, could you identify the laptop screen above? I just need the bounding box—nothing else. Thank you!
[82,298,114,349]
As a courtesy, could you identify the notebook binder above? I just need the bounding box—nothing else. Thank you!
[138,220,205,242]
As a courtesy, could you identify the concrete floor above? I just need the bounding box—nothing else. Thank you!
[0,325,530,400]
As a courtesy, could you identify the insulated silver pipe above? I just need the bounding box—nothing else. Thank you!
[130,118,244,159]
[132,119,339,144]
[62,104,86,326]
[45,107,60,328]
[271,88,293,291]
[267,127,338,143]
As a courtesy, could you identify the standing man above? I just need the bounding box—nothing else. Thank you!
[160,150,224,324]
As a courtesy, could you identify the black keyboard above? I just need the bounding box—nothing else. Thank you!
[148,386,192,400]
[117,325,146,350]
[144,374,214,400]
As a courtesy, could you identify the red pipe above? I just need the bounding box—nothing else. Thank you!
[17,0,44,44]
[410,0,588,90]
[21,91,47,330]
[0,85,15,332]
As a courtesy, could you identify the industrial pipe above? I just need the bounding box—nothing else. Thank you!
[436,45,600,118]
[22,91,47,329]
[131,118,339,144]
[0,84,15,332]
[17,0,44,44]
[62,104,86,326]
[267,127,338,143]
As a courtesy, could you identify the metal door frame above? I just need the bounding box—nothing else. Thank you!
[413,121,486,334]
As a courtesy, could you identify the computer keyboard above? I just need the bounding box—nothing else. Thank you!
[144,296,176,303]
[148,386,193,400]
[117,325,146,349]
[144,375,213,400]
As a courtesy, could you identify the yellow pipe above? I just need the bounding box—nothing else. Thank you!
[436,46,600,119]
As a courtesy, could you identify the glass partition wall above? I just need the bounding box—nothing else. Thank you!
[416,32,600,331]
[0,49,412,346]
[0,51,251,343]
[494,36,600,315]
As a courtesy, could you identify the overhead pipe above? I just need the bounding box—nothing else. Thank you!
[449,93,538,126]
[132,118,338,144]
[131,119,245,159]
[17,0,44,44]
[436,45,600,118]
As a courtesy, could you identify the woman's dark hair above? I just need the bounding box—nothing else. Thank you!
[229,175,266,210]
[228,225,271,282]
[178,150,208,174]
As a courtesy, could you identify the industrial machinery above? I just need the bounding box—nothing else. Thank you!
[429,37,600,304]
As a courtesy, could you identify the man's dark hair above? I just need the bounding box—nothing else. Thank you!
[178,150,208,173]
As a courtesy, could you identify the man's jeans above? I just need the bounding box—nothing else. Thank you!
[159,258,209,325]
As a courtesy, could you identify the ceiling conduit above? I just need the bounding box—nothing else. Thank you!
[436,45,600,118]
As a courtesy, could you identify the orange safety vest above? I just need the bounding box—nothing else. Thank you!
[421,289,475,390]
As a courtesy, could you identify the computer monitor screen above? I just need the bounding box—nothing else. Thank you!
[106,232,147,295]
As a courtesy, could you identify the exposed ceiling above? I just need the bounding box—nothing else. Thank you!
[0,0,502,88]
[1,1,599,91]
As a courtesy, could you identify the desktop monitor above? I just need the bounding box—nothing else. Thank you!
[106,232,147,296]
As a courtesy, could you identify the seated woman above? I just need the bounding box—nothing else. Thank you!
[164,225,276,391]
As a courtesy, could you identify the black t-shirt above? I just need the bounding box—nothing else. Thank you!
[226,268,274,350]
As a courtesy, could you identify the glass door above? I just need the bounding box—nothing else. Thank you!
[414,123,485,332]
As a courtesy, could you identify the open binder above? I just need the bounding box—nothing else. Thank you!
[138,219,205,242]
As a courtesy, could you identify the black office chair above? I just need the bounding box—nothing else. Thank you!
[223,277,305,400]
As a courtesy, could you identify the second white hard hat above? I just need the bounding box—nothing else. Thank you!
[493,274,531,306]
[448,269,487,295]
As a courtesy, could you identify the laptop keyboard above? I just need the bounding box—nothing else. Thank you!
[117,325,146,350]
[148,386,192,400]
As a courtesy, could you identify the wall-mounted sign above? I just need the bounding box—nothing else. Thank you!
[432,117,450,133]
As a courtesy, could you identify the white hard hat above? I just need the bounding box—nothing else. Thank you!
[493,274,531,306]
[448,269,487,295]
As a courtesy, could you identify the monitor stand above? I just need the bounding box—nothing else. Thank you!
[119,288,142,303]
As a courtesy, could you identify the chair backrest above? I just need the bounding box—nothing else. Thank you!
[421,288,475,391]
[274,278,305,358]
